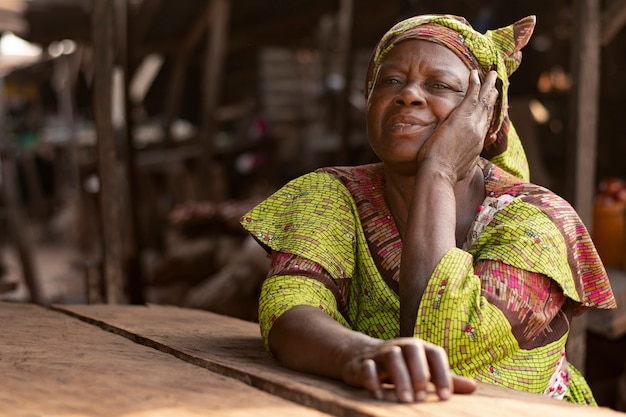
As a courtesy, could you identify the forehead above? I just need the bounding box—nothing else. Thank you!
[381,39,468,69]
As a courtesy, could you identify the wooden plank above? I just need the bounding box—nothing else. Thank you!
[53,303,626,417]
[0,302,333,417]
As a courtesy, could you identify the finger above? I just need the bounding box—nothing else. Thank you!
[361,359,384,400]
[342,357,384,400]
[478,71,499,116]
[401,341,430,401]
[458,70,492,122]
[452,375,477,394]
[380,345,414,403]
[463,69,482,104]
[479,70,498,97]
[424,344,453,400]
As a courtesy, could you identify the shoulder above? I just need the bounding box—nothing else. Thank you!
[479,161,615,309]
[240,167,368,280]
[239,168,361,251]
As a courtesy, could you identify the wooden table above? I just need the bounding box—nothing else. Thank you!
[2,302,625,417]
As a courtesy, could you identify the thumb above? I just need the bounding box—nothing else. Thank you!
[451,375,477,394]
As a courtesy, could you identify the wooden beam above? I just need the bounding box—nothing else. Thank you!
[569,0,602,374]
[198,0,231,200]
[181,3,214,56]
[163,2,215,143]
[92,0,127,304]
[601,0,626,45]
[129,0,162,46]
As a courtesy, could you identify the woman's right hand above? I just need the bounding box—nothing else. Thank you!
[341,337,476,402]
[417,69,499,184]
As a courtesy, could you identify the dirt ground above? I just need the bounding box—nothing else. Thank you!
[0,225,86,305]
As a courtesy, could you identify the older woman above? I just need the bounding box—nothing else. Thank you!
[240,14,616,405]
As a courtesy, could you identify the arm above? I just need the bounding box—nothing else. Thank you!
[242,170,477,402]
[268,303,476,402]
[412,247,572,392]
[399,70,499,336]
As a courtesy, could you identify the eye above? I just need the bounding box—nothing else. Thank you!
[380,76,402,86]
[429,82,451,90]
[427,79,465,94]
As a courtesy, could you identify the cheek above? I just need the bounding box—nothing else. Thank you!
[430,96,462,120]
[366,97,386,133]
[365,105,379,138]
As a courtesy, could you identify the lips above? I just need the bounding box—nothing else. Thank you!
[385,113,431,133]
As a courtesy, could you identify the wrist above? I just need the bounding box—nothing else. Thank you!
[416,158,457,186]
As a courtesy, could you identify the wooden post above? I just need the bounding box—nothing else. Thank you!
[335,0,354,166]
[568,0,601,374]
[52,52,81,194]
[115,0,145,304]
[92,0,127,304]
[572,0,601,227]
[199,0,231,200]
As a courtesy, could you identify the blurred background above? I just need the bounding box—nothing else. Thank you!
[0,0,626,410]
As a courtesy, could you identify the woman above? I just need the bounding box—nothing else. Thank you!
[240,14,616,405]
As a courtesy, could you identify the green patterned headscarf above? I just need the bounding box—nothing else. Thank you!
[365,14,536,181]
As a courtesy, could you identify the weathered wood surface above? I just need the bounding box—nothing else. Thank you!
[0,302,332,417]
[53,303,625,417]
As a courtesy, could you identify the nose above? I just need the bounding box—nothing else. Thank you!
[395,82,425,106]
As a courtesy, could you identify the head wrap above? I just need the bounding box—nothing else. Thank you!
[365,14,536,181]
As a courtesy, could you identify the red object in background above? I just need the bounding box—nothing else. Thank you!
[597,177,626,205]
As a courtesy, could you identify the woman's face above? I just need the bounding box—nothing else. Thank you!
[366,39,471,173]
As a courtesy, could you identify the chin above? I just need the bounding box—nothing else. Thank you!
[382,159,419,175]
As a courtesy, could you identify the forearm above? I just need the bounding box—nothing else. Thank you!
[268,305,381,379]
[399,164,457,336]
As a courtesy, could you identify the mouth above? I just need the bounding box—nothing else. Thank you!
[385,114,431,134]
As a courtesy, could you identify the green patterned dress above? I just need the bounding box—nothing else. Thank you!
[240,159,615,405]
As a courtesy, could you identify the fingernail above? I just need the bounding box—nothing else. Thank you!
[439,387,451,400]
[400,390,413,403]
